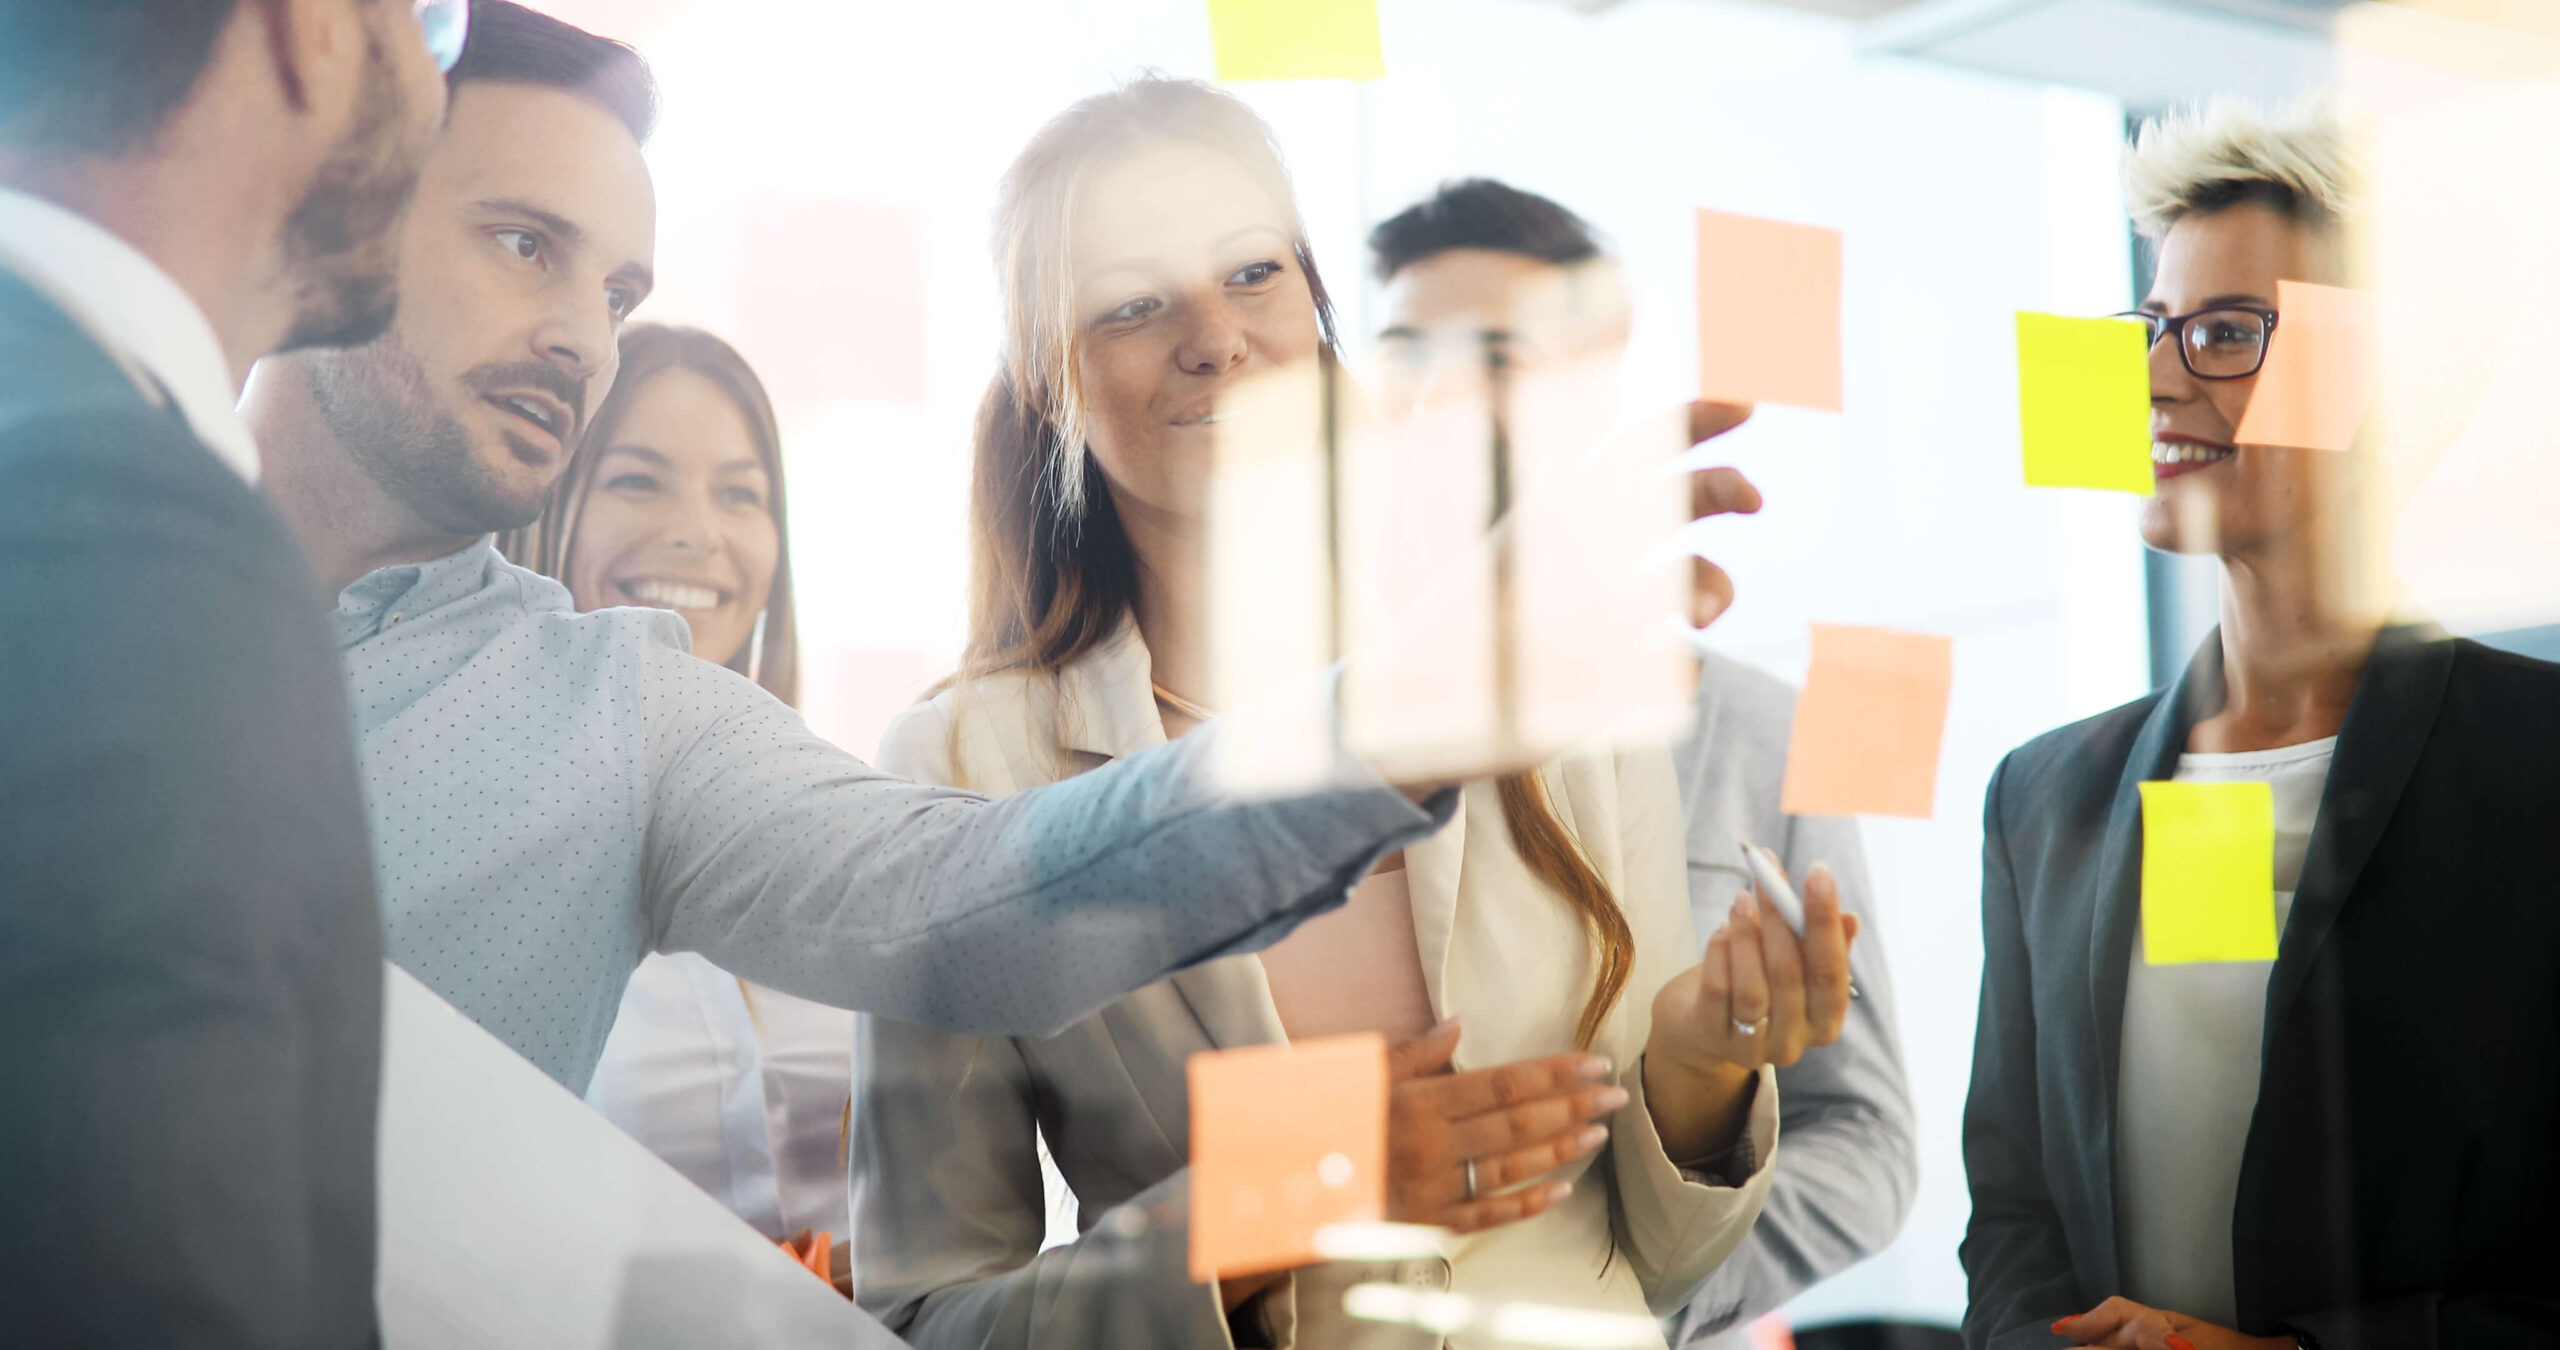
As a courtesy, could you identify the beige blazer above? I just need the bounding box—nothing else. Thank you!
[850,624,1778,1349]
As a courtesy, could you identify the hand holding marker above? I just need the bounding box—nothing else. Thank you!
[1738,840,1858,1000]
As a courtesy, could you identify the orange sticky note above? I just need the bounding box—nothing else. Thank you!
[1779,623,1954,819]
[1188,1033,1386,1282]
[2234,279,2375,452]
[1696,209,1844,411]
[1209,0,1385,81]
[2139,780,2278,964]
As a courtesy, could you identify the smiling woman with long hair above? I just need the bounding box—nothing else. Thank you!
[847,76,1858,1348]
[499,324,850,1258]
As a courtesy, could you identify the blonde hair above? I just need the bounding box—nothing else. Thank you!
[2124,98,2358,241]
[956,76,1634,1048]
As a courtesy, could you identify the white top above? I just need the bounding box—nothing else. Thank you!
[2115,736,2336,1326]
[1257,865,1438,1044]
[582,952,853,1239]
[0,187,258,480]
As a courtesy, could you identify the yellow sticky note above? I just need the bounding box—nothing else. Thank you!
[1209,0,1384,82]
[2233,279,2375,453]
[1188,1034,1386,1281]
[2016,312,2153,494]
[1696,209,1844,412]
[2138,780,2278,964]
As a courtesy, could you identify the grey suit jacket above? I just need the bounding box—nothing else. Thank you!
[0,268,384,1342]
[1670,650,1919,1345]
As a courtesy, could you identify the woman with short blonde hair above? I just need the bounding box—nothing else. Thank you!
[1961,100,2560,1350]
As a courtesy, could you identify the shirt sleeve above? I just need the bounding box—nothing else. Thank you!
[635,641,1453,1037]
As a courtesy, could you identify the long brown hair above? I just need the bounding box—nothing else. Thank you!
[960,76,1633,1048]
[498,323,800,707]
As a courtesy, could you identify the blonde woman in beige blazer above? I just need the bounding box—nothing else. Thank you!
[863,626,1785,1348]
[850,76,1859,1349]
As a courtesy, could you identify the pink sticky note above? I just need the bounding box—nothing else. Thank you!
[1780,623,1954,819]
[1696,209,1844,412]
[2234,279,2374,452]
[1187,1034,1386,1282]
[737,197,928,417]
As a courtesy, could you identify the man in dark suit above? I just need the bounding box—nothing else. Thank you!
[0,1,452,1341]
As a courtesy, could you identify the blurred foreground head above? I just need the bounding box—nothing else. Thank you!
[965,74,1335,677]
[285,0,658,538]
[2125,99,2363,564]
[0,0,452,357]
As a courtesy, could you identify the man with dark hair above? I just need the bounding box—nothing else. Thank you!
[244,3,1467,1097]
[1369,178,1921,1348]
[0,0,454,1341]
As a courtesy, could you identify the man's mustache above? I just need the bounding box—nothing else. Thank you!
[464,362,588,441]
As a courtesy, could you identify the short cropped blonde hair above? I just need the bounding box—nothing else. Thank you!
[2123,98,2358,241]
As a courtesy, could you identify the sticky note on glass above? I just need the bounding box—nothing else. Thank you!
[2138,780,2278,964]
[1188,1033,1386,1281]
[2234,280,2375,452]
[2016,312,2153,493]
[1209,0,1384,81]
[1696,209,1843,411]
[1779,624,1954,819]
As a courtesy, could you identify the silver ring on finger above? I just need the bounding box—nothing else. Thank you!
[1731,1014,1769,1038]
[1463,1156,1480,1201]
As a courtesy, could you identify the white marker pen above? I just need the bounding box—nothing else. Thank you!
[1737,840,1858,999]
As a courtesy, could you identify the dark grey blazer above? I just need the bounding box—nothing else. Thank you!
[0,266,384,1344]
[1962,627,2560,1349]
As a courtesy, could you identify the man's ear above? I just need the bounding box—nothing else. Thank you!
[247,0,312,112]
[251,0,370,120]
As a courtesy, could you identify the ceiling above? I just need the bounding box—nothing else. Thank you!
[1861,0,2347,109]
[1557,0,2356,108]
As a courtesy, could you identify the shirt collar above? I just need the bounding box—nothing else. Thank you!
[0,187,260,483]
[330,537,505,648]
[1057,621,1172,761]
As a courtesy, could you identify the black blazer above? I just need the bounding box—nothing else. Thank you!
[1962,627,2560,1350]
[0,266,383,1343]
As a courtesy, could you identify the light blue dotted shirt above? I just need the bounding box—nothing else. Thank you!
[332,540,1445,1091]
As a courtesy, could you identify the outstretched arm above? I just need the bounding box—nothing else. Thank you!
[640,646,1451,1037]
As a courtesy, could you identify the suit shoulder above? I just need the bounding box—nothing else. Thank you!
[1681,649,1800,783]
[1696,649,1801,726]
[2448,636,2560,700]
[1991,690,2162,813]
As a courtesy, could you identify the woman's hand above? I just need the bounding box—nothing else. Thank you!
[1640,860,1859,1162]
[1650,861,1859,1075]
[1383,1020,1622,1234]
[2053,1298,2292,1350]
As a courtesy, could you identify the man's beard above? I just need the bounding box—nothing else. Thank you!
[276,30,426,353]
[307,335,570,537]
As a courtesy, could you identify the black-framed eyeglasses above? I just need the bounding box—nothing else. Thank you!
[2109,305,2282,380]
[416,0,470,74]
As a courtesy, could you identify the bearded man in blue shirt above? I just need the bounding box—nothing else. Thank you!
[236,1,1468,1092]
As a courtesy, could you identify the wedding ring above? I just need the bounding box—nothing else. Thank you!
[1463,1157,1480,1201]
[1731,1015,1768,1038]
